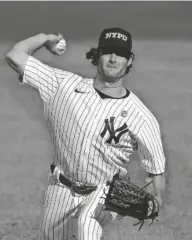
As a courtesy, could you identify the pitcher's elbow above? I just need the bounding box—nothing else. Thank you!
[5,51,12,62]
[5,49,16,64]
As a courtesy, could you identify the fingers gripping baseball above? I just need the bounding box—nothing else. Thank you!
[45,33,66,56]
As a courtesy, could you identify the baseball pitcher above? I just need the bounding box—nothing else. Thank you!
[6,27,166,240]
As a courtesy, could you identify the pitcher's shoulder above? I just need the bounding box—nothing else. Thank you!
[128,91,160,124]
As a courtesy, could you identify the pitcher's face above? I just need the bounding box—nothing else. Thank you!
[98,47,129,81]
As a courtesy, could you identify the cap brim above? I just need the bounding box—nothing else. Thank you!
[98,45,131,59]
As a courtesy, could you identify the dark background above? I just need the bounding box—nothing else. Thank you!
[0,1,192,42]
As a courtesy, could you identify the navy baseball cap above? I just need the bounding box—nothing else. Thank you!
[98,27,132,58]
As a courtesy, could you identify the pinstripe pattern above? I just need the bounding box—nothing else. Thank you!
[39,177,116,240]
[22,56,165,239]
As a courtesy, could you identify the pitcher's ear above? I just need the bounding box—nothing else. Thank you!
[126,52,135,74]
[127,52,134,67]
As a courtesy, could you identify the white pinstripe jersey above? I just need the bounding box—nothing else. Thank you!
[22,56,166,185]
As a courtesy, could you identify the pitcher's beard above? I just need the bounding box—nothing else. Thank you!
[94,73,124,90]
[99,64,126,80]
[104,67,119,78]
[102,70,125,84]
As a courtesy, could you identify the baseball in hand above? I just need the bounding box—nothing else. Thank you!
[56,38,66,53]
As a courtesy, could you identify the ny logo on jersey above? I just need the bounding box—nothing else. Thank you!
[100,117,129,144]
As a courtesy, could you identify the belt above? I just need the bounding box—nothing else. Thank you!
[50,163,97,195]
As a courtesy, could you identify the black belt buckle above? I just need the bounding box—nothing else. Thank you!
[71,184,97,195]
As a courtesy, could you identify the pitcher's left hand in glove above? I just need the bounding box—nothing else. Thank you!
[103,173,160,231]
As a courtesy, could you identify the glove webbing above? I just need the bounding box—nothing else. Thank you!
[104,177,159,231]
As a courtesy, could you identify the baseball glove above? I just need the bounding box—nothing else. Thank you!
[103,173,159,231]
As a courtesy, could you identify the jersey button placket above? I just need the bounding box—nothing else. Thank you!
[86,97,103,144]
[84,96,98,140]
[82,95,101,149]
[77,93,100,178]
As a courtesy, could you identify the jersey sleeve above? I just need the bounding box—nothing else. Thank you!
[137,116,166,174]
[21,55,70,102]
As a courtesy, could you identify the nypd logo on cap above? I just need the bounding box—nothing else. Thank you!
[98,27,132,52]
